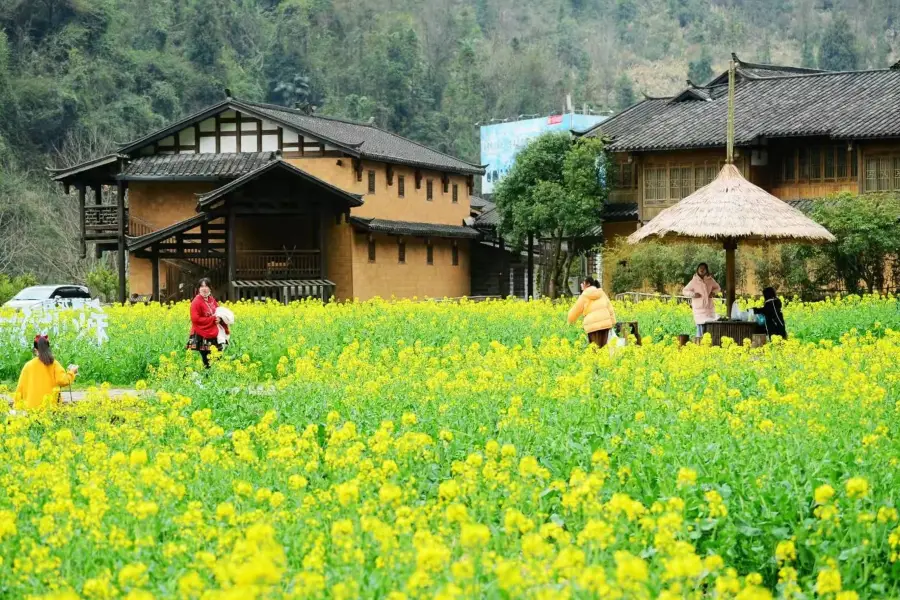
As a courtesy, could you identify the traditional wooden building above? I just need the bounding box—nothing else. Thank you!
[50,97,484,303]
[581,54,900,284]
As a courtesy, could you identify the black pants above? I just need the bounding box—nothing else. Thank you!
[199,350,211,369]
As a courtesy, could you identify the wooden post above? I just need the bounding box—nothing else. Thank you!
[527,233,535,299]
[78,185,86,259]
[116,171,126,304]
[227,209,237,301]
[93,185,102,205]
[499,238,508,297]
[319,210,328,283]
[151,255,160,302]
[725,238,736,317]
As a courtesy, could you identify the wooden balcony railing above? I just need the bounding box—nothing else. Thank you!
[235,250,321,279]
[84,205,125,238]
[83,205,155,238]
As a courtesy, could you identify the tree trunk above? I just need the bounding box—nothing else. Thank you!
[558,243,574,296]
[548,233,564,299]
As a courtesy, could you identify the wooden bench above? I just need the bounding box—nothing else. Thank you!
[128,294,152,305]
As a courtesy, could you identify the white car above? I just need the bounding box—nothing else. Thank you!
[3,285,97,311]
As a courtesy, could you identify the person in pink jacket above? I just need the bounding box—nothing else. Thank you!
[683,263,721,338]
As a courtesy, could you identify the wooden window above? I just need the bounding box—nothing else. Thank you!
[643,166,667,204]
[452,243,459,266]
[809,147,822,181]
[398,176,405,198]
[851,147,858,178]
[669,166,693,200]
[398,238,406,263]
[862,155,900,192]
[781,151,796,182]
[426,241,434,265]
[427,180,433,201]
[368,170,376,193]
[452,184,458,203]
[645,162,722,206]
[442,180,449,194]
[798,148,809,180]
[824,147,836,180]
[836,149,847,179]
[368,237,376,262]
[612,162,635,189]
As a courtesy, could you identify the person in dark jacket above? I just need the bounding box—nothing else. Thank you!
[753,287,787,339]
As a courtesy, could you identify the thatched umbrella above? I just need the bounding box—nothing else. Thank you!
[627,62,835,313]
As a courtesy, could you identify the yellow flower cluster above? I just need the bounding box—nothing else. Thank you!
[1,297,899,596]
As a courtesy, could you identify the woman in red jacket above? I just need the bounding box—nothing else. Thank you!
[186,278,223,368]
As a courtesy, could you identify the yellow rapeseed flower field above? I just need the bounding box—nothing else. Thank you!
[0,296,899,598]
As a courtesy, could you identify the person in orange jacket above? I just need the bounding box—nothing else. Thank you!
[15,334,78,409]
[567,277,617,348]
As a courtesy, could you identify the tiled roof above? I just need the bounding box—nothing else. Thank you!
[197,160,363,208]
[234,100,484,175]
[474,202,638,235]
[470,195,490,211]
[602,203,639,221]
[473,205,501,228]
[121,152,275,180]
[349,217,481,239]
[586,69,900,152]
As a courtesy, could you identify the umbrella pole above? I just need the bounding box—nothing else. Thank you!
[724,239,736,316]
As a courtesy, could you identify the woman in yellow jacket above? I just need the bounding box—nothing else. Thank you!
[15,335,78,409]
[567,277,617,348]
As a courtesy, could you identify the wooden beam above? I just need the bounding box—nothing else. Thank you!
[500,238,508,297]
[151,255,160,302]
[93,185,102,205]
[527,233,534,300]
[257,120,263,152]
[236,112,242,153]
[78,185,87,259]
[299,136,305,157]
[319,210,327,282]
[278,127,283,151]
[116,170,127,304]
[215,114,221,153]
[227,207,236,301]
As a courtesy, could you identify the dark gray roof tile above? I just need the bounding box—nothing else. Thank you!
[235,100,483,175]
[588,70,900,152]
[121,152,275,180]
[350,217,480,239]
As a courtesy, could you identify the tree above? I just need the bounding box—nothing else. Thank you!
[494,133,608,298]
[615,73,636,110]
[811,193,900,294]
[818,15,859,71]
[688,48,713,85]
[800,33,816,68]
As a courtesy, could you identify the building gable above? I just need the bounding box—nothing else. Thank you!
[135,106,346,158]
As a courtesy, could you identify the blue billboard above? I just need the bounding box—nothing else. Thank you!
[480,113,607,194]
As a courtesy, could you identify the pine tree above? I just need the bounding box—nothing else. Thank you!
[688,48,713,85]
[818,14,859,71]
[615,74,636,110]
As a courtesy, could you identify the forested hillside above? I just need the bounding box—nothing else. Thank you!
[1,0,897,280]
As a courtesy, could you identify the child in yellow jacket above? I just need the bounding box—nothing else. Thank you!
[15,335,78,410]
